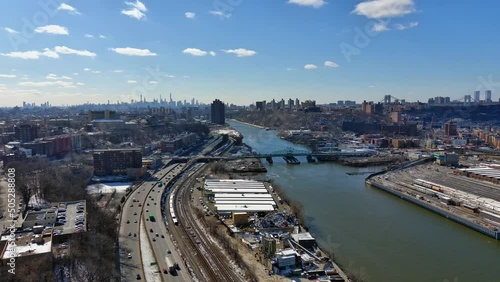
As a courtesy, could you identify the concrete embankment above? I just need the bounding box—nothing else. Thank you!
[365,179,500,240]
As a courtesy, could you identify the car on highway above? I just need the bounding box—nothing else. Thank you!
[128,253,132,259]
[156,233,159,237]
[136,274,141,280]
[126,220,129,224]
[150,228,153,232]
[134,212,137,215]
[134,219,137,223]
[167,249,171,254]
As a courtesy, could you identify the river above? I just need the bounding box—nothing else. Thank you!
[228,120,500,282]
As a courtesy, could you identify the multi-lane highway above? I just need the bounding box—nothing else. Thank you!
[144,163,192,281]
[119,163,184,281]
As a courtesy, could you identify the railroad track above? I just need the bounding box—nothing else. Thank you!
[168,163,243,282]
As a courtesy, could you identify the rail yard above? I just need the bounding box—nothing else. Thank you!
[166,162,246,282]
[367,162,500,239]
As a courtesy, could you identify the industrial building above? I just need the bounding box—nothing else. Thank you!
[455,166,500,184]
[291,232,317,249]
[204,179,277,214]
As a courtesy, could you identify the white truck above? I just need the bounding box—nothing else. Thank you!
[165,256,177,275]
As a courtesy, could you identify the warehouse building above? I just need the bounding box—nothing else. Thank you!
[204,179,277,215]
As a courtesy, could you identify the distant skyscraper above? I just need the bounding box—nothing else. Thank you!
[211,99,225,124]
[474,91,480,103]
[485,90,492,102]
[191,98,195,106]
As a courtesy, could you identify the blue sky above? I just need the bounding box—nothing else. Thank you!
[0,0,499,107]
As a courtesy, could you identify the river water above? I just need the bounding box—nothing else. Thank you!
[228,120,500,282]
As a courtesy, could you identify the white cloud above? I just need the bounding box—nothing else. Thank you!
[110,47,157,56]
[34,25,69,35]
[19,80,75,88]
[149,80,158,84]
[57,3,81,15]
[42,48,60,58]
[353,0,416,19]
[394,21,418,30]
[1,51,45,59]
[209,10,231,18]
[122,0,147,20]
[99,34,106,39]
[185,12,195,19]
[165,74,176,78]
[4,27,19,34]
[304,64,318,70]
[83,68,91,71]
[183,75,190,78]
[372,21,390,32]
[0,47,95,59]
[91,70,102,74]
[73,73,79,75]
[221,48,257,57]
[183,48,208,56]
[113,70,124,73]
[324,61,339,68]
[288,0,327,8]
[0,74,16,78]
[46,74,72,80]
[286,68,295,71]
[84,34,94,38]
[127,80,137,84]
[209,51,216,56]
[369,85,376,88]
[54,46,96,57]
[76,82,85,86]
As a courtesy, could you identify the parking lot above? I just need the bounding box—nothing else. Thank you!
[53,201,86,236]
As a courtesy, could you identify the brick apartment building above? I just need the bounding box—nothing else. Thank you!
[93,148,143,176]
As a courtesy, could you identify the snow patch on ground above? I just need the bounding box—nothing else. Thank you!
[140,220,161,282]
[86,182,132,194]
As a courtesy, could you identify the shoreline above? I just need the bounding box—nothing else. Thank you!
[222,138,353,280]
[228,118,267,129]
[365,164,500,241]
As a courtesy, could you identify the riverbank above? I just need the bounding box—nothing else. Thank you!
[366,163,500,240]
[209,162,353,281]
[228,118,267,129]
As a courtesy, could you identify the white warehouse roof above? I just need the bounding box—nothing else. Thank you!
[215,204,275,212]
[208,188,268,193]
[214,194,273,198]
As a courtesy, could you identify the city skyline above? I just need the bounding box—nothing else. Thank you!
[1,0,500,107]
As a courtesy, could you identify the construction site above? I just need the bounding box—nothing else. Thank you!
[367,161,500,240]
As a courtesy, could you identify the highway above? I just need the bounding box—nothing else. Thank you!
[119,163,183,282]
[144,163,192,282]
